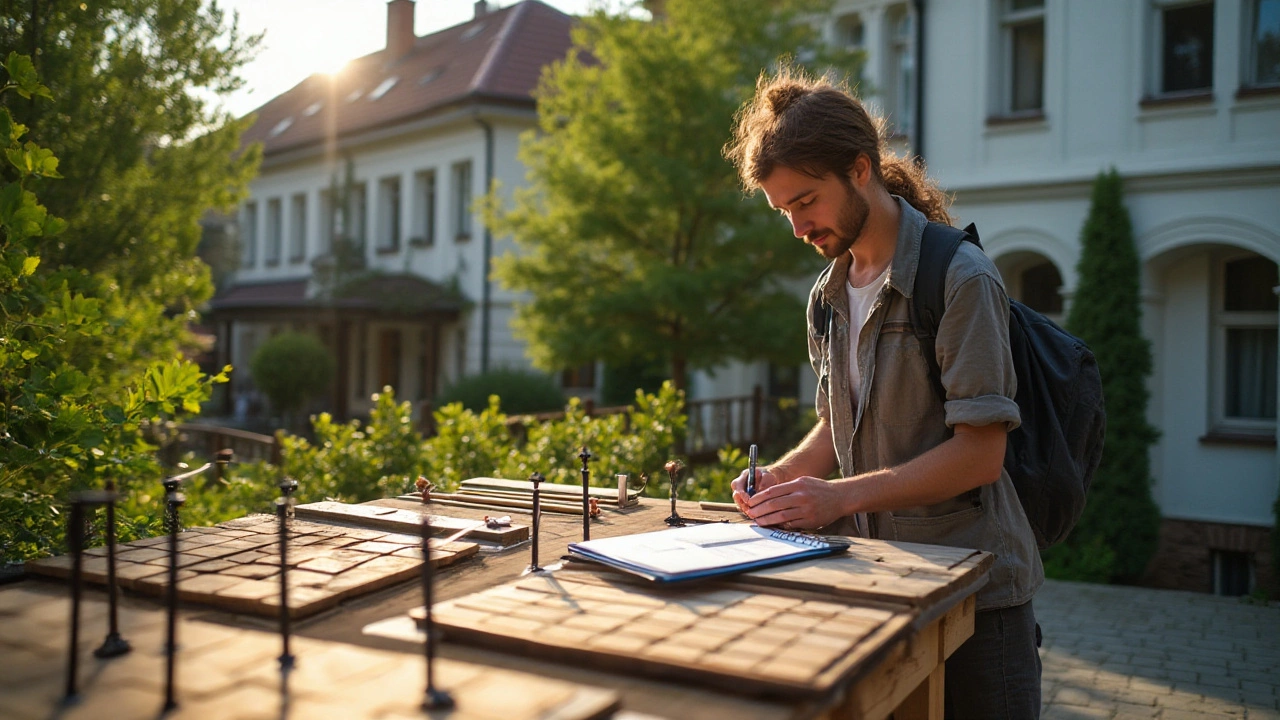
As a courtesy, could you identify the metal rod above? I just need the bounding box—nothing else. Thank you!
[578,446,592,541]
[64,502,85,702]
[163,488,185,712]
[664,460,685,527]
[420,513,454,710]
[527,472,544,573]
[275,496,295,671]
[94,479,131,659]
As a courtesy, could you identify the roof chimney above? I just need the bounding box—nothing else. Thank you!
[386,0,416,59]
[474,1,489,18]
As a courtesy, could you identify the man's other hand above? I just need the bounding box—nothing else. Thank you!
[731,466,786,515]
[736,476,849,530]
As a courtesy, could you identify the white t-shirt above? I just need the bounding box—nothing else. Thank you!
[846,263,891,410]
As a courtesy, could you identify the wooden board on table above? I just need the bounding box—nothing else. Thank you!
[26,515,478,619]
[727,538,993,610]
[427,569,914,698]
[295,500,528,546]
[460,476,641,505]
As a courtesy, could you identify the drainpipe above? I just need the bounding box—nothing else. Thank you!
[475,115,494,373]
[912,0,926,162]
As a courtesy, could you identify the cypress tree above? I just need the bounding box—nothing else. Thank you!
[1043,169,1162,583]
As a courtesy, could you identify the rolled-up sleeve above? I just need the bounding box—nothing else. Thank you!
[936,253,1021,431]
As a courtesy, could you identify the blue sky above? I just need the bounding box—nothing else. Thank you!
[216,0,598,118]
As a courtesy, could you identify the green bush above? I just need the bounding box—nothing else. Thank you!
[601,358,668,406]
[436,367,566,414]
[1042,169,1161,583]
[249,331,334,418]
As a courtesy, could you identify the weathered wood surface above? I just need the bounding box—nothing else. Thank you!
[0,583,620,720]
[421,569,912,697]
[296,499,528,545]
[26,515,477,619]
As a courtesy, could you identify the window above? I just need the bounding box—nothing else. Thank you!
[997,0,1045,115]
[377,176,401,253]
[319,188,335,255]
[265,198,282,266]
[1247,0,1280,87]
[885,5,915,137]
[349,183,367,249]
[1213,254,1277,436]
[452,161,473,241]
[835,12,863,48]
[1158,1,1215,94]
[1020,261,1064,316]
[1211,549,1254,596]
[413,170,437,247]
[561,363,597,390]
[240,202,258,268]
[289,193,306,263]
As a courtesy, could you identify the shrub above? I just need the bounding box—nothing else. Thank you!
[249,331,334,419]
[436,367,565,414]
[1042,169,1161,583]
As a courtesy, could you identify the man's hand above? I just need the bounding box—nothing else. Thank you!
[736,476,851,530]
[731,466,787,515]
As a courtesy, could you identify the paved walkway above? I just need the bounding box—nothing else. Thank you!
[1037,579,1280,719]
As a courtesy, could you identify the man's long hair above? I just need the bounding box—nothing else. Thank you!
[725,65,953,225]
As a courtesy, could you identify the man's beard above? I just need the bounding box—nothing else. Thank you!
[809,185,869,259]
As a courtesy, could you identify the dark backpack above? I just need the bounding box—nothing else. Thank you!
[911,222,1105,549]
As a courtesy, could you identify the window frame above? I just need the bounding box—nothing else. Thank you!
[452,160,473,242]
[265,197,282,267]
[1244,0,1280,89]
[377,175,402,254]
[288,192,307,264]
[884,4,915,138]
[1149,0,1216,99]
[412,169,437,248]
[993,0,1046,119]
[1209,251,1278,438]
[240,201,258,268]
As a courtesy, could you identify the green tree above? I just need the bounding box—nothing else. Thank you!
[0,0,261,395]
[1043,169,1162,583]
[249,332,335,425]
[486,0,858,391]
[0,54,225,563]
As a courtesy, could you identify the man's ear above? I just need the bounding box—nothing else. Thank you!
[848,154,872,188]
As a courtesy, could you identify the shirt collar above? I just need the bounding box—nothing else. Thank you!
[821,195,928,304]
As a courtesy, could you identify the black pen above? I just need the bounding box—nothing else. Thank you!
[747,444,758,497]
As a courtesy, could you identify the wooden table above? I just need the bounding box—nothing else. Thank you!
[350,496,992,720]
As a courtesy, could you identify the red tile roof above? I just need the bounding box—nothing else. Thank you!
[240,0,573,157]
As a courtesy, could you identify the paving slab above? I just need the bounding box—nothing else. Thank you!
[1037,579,1280,719]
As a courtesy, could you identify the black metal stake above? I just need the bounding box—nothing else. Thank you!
[162,485,185,712]
[275,495,295,671]
[94,479,131,659]
[420,514,454,710]
[578,446,593,541]
[526,472,545,573]
[63,502,86,703]
[664,460,685,527]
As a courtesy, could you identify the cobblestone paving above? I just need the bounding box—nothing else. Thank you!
[1037,579,1280,719]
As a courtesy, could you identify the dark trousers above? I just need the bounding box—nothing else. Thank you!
[943,600,1041,719]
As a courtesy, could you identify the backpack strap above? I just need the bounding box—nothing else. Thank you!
[911,222,982,403]
[809,260,838,341]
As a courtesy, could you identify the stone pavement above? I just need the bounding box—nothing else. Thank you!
[1037,579,1280,719]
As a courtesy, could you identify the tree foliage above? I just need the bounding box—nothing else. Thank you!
[0,0,261,393]
[487,0,858,391]
[1043,169,1162,583]
[0,54,226,563]
[437,367,567,415]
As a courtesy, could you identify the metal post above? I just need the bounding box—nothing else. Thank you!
[664,460,685,527]
[420,513,454,710]
[526,472,544,573]
[275,496,295,671]
[578,446,592,541]
[63,502,85,703]
[162,486,185,712]
[94,479,131,659]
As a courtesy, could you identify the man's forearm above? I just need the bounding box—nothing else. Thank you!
[839,423,1006,515]
[769,417,839,482]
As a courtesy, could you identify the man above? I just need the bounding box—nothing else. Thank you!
[723,67,1043,718]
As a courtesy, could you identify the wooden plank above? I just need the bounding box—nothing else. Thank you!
[892,664,944,720]
[294,500,528,545]
[939,594,976,659]
[460,476,641,504]
[835,621,940,720]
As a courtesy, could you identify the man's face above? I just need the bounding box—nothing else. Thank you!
[760,166,869,259]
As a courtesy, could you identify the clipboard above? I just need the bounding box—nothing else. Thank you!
[567,522,851,583]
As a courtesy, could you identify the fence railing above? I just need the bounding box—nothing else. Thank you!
[167,423,280,466]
